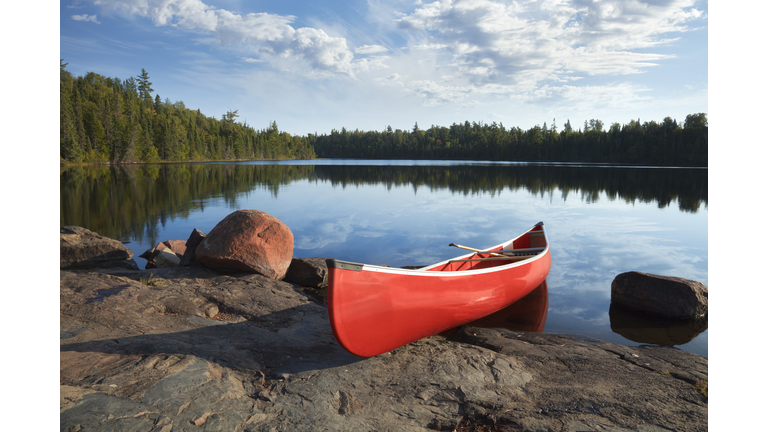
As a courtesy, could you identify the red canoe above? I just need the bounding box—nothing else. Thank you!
[327,222,551,357]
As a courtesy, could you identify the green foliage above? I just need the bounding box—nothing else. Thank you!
[312,114,707,167]
[59,63,705,167]
[59,65,317,163]
[692,379,708,398]
[137,68,154,101]
[684,113,708,129]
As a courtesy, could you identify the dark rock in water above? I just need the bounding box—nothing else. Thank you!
[611,271,708,318]
[609,303,708,346]
[179,228,207,267]
[60,226,138,270]
[138,248,153,260]
[284,257,328,289]
[196,210,294,280]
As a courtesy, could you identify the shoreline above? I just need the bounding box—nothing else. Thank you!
[60,265,707,431]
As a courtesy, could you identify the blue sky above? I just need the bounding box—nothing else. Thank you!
[59,0,708,135]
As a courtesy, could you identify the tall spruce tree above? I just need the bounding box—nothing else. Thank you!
[136,68,154,102]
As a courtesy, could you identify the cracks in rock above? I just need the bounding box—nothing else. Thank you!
[602,345,705,391]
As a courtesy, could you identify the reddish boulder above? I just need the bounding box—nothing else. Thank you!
[195,210,294,280]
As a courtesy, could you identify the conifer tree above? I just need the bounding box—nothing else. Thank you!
[136,68,154,101]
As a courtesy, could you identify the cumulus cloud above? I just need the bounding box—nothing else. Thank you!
[72,14,101,24]
[93,0,360,76]
[395,0,704,86]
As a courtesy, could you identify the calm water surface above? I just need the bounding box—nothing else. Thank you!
[60,160,708,356]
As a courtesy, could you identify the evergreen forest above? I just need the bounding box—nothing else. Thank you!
[60,62,707,166]
[309,115,707,166]
[59,62,317,163]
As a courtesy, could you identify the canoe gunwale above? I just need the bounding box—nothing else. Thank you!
[327,222,549,277]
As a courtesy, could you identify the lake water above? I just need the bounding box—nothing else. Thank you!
[60,160,708,356]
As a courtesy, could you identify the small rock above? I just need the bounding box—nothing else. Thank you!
[163,240,187,257]
[179,229,207,267]
[156,249,181,268]
[145,240,187,268]
[284,257,328,288]
[611,271,708,318]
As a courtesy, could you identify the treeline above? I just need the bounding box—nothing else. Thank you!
[59,62,316,163]
[59,62,707,166]
[309,115,708,166]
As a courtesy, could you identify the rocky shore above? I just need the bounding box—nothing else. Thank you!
[60,266,707,432]
[59,220,707,431]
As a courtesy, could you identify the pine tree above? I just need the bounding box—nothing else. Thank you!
[136,68,154,101]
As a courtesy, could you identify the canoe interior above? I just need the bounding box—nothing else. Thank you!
[426,224,546,272]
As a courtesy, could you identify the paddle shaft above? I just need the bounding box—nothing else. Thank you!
[450,255,534,263]
[449,243,504,257]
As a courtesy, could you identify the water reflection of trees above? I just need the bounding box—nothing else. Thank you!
[61,163,707,243]
[308,165,707,213]
[60,163,317,244]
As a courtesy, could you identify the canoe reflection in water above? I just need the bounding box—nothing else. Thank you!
[609,303,708,347]
[442,280,549,335]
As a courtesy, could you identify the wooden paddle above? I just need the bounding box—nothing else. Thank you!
[448,243,504,257]
[450,255,533,263]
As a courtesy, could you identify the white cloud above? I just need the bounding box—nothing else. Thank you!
[78,0,705,122]
[72,14,101,24]
[94,0,359,76]
[394,0,704,86]
[355,44,389,54]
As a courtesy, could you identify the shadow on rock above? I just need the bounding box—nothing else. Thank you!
[61,306,364,383]
[61,303,363,378]
[60,269,363,380]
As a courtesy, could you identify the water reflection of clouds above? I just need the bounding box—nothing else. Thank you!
[294,215,357,250]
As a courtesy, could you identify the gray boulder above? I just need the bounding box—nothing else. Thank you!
[60,226,138,270]
[611,271,708,318]
[284,257,328,288]
[155,249,181,268]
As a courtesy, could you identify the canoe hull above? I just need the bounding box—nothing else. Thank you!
[327,223,551,357]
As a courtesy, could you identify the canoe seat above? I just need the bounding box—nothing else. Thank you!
[530,232,546,248]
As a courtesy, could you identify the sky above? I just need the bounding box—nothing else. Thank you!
[59,0,708,135]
